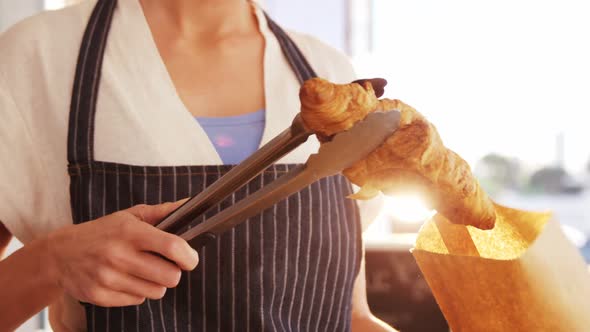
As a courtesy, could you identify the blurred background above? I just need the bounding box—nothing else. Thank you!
[2,0,590,331]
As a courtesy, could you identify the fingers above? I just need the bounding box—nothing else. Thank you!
[127,199,189,225]
[148,199,189,224]
[111,203,199,273]
[95,266,168,300]
[141,232,199,271]
[114,250,183,288]
[124,221,199,271]
[82,288,146,308]
[352,78,387,97]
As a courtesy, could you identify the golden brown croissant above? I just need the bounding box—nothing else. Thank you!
[299,78,496,230]
[300,78,379,137]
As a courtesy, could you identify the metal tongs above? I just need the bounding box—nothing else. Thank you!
[155,80,398,249]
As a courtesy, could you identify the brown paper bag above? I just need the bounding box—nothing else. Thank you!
[412,203,590,332]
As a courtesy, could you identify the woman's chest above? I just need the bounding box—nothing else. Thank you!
[93,49,316,167]
[158,35,266,118]
[89,12,317,167]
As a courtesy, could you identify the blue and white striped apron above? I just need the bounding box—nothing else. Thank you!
[67,0,362,331]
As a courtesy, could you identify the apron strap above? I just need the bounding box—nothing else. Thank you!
[264,13,318,83]
[67,0,116,164]
[66,0,318,164]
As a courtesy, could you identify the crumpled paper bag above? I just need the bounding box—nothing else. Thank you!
[412,203,590,332]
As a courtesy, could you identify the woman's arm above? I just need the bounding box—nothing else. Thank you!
[0,202,199,331]
[351,195,398,331]
[0,235,62,331]
[351,247,398,332]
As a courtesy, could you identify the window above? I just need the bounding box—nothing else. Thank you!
[353,0,590,258]
[44,0,79,10]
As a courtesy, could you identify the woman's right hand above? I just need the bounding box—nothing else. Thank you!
[44,202,199,307]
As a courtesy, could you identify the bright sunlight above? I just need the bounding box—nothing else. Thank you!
[382,194,435,224]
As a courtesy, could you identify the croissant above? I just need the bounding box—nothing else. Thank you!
[300,78,379,138]
[299,78,496,230]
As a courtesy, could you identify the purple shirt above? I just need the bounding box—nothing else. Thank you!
[196,110,266,165]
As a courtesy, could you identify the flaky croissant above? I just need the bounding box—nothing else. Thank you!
[299,78,496,230]
[300,78,379,137]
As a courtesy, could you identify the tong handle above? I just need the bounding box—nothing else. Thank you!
[179,164,320,244]
[156,115,311,235]
[176,110,402,246]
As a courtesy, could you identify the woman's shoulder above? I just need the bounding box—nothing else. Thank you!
[0,1,94,67]
[285,30,357,83]
[1,1,94,36]
[0,1,93,118]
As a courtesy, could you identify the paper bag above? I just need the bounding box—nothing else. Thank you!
[412,203,590,332]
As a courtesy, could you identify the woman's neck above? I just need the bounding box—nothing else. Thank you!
[139,0,256,38]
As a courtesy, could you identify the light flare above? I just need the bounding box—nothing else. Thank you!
[381,194,436,223]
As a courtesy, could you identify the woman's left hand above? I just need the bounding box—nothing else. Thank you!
[352,314,398,332]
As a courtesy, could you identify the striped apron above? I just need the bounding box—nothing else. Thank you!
[67,0,362,331]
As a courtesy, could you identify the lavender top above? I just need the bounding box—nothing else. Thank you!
[195,110,266,165]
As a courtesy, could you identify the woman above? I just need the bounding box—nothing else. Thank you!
[0,0,395,331]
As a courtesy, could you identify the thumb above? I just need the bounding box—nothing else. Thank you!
[127,198,189,225]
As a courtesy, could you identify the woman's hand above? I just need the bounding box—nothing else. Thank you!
[45,202,199,307]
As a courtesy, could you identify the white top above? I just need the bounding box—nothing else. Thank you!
[0,0,356,244]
